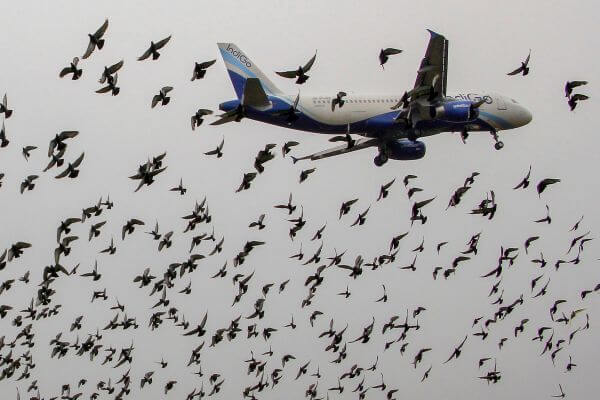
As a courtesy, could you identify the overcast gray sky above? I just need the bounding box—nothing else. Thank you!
[0,1,598,399]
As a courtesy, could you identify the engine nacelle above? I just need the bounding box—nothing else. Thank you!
[431,100,476,122]
[386,139,426,160]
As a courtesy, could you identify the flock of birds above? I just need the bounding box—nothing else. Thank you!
[0,18,597,400]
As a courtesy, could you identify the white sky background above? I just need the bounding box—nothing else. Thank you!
[0,0,599,398]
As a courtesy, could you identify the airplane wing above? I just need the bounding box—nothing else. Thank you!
[292,138,379,162]
[411,30,448,101]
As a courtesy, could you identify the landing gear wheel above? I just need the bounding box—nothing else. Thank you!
[374,154,388,167]
[494,141,504,150]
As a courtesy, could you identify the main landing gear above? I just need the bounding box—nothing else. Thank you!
[490,129,504,150]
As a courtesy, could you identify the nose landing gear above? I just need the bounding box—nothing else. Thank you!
[490,129,504,150]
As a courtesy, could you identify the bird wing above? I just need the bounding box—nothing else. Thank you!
[506,66,524,76]
[275,70,298,79]
[154,35,172,49]
[383,48,403,56]
[94,19,109,38]
[82,41,96,59]
[138,47,152,61]
[303,52,317,72]
[198,59,216,69]
[107,60,124,74]
[59,67,72,77]
[71,153,85,168]
[55,167,71,179]
[96,85,112,94]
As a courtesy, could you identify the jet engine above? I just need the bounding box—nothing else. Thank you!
[430,100,480,122]
[374,139,425,166]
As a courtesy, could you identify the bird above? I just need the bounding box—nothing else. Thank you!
[537,178,560,196]
[22,146,37,161]
[331,91,347,111]
[121,219,145,240]
[513,165,531,189]
[507,50,531,76]
[205,137,224,158]
[60,57,83,80]
[191,109,213,130]
[568,93,589,111]
[282,141,299,157]
[0,121,9,147]
[82,19,109,59]
[98,60,124,84]
[55,153,85,179]
[299,167,316,183]
[377,179,396,201]
[379,48,402,69]
[191,59,217,80]
[20,175,39,193]
[48,131,79,157]
[138,36,172,61]
[249,214,266,230]
[351,206,370,227]
[236,172,257,192]
[339,199,358,219]
[551,384,566,398]
[169,178,187,195]
[565,80,588,97]
[0,93,12,118]
[276,52,317,84]
[151,86,173,108]
[96,72,120,95]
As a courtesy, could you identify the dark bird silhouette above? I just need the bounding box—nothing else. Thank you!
[377,179,395,201]
[55,153,85,179]
[276,52,317,84]
[98,60,124,84]
[96,72,120,95]
[568,93,589,111]
[138,36,172,61]
[282,141,299,157]
[379,48,402,69]
[0,94,12,119]
[20,175,38,194]
[60,57,83,80]
[236,172,257,192]
[170,178,186,195]
[331,91,347,111]
[0,121,9,147]
[507,50,531,76]
[339,199,358,219]
[22,145,37,161]
[191,109,213,130]
[152,86,173,108]
[299,167,316,183]
[82,19,109,59]
[565,80,587,97]
[537,178,560,196]
[205,137,224,158]
[191,59,216,81]
[513,165,531,189]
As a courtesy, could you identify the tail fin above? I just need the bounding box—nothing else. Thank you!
[217,43,282,99]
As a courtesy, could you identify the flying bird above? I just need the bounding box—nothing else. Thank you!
[331,91,347,111]
[138,36,172,61]
[191,109,213,130]
[204,137,224,158]
[151,86,173,108]
[507,50,531,76]
[379,48,402,69]
[568,93,589,111]
[0,94,13,118]
[59,57,83,80]
[565,80,587,97]
[82,19,109,59]
[276,52,317,84]
[191,59,216,80]
[537,178,560,196]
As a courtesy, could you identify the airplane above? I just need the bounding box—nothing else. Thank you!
[213,30,532,166]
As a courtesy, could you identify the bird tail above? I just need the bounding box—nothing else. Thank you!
[217,43,282,99]
[98,39,105,50]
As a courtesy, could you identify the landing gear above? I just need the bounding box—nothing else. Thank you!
[374,153,388,167]
[490,130,504,150]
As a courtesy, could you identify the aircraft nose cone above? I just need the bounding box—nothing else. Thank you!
[518,106,532,127]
